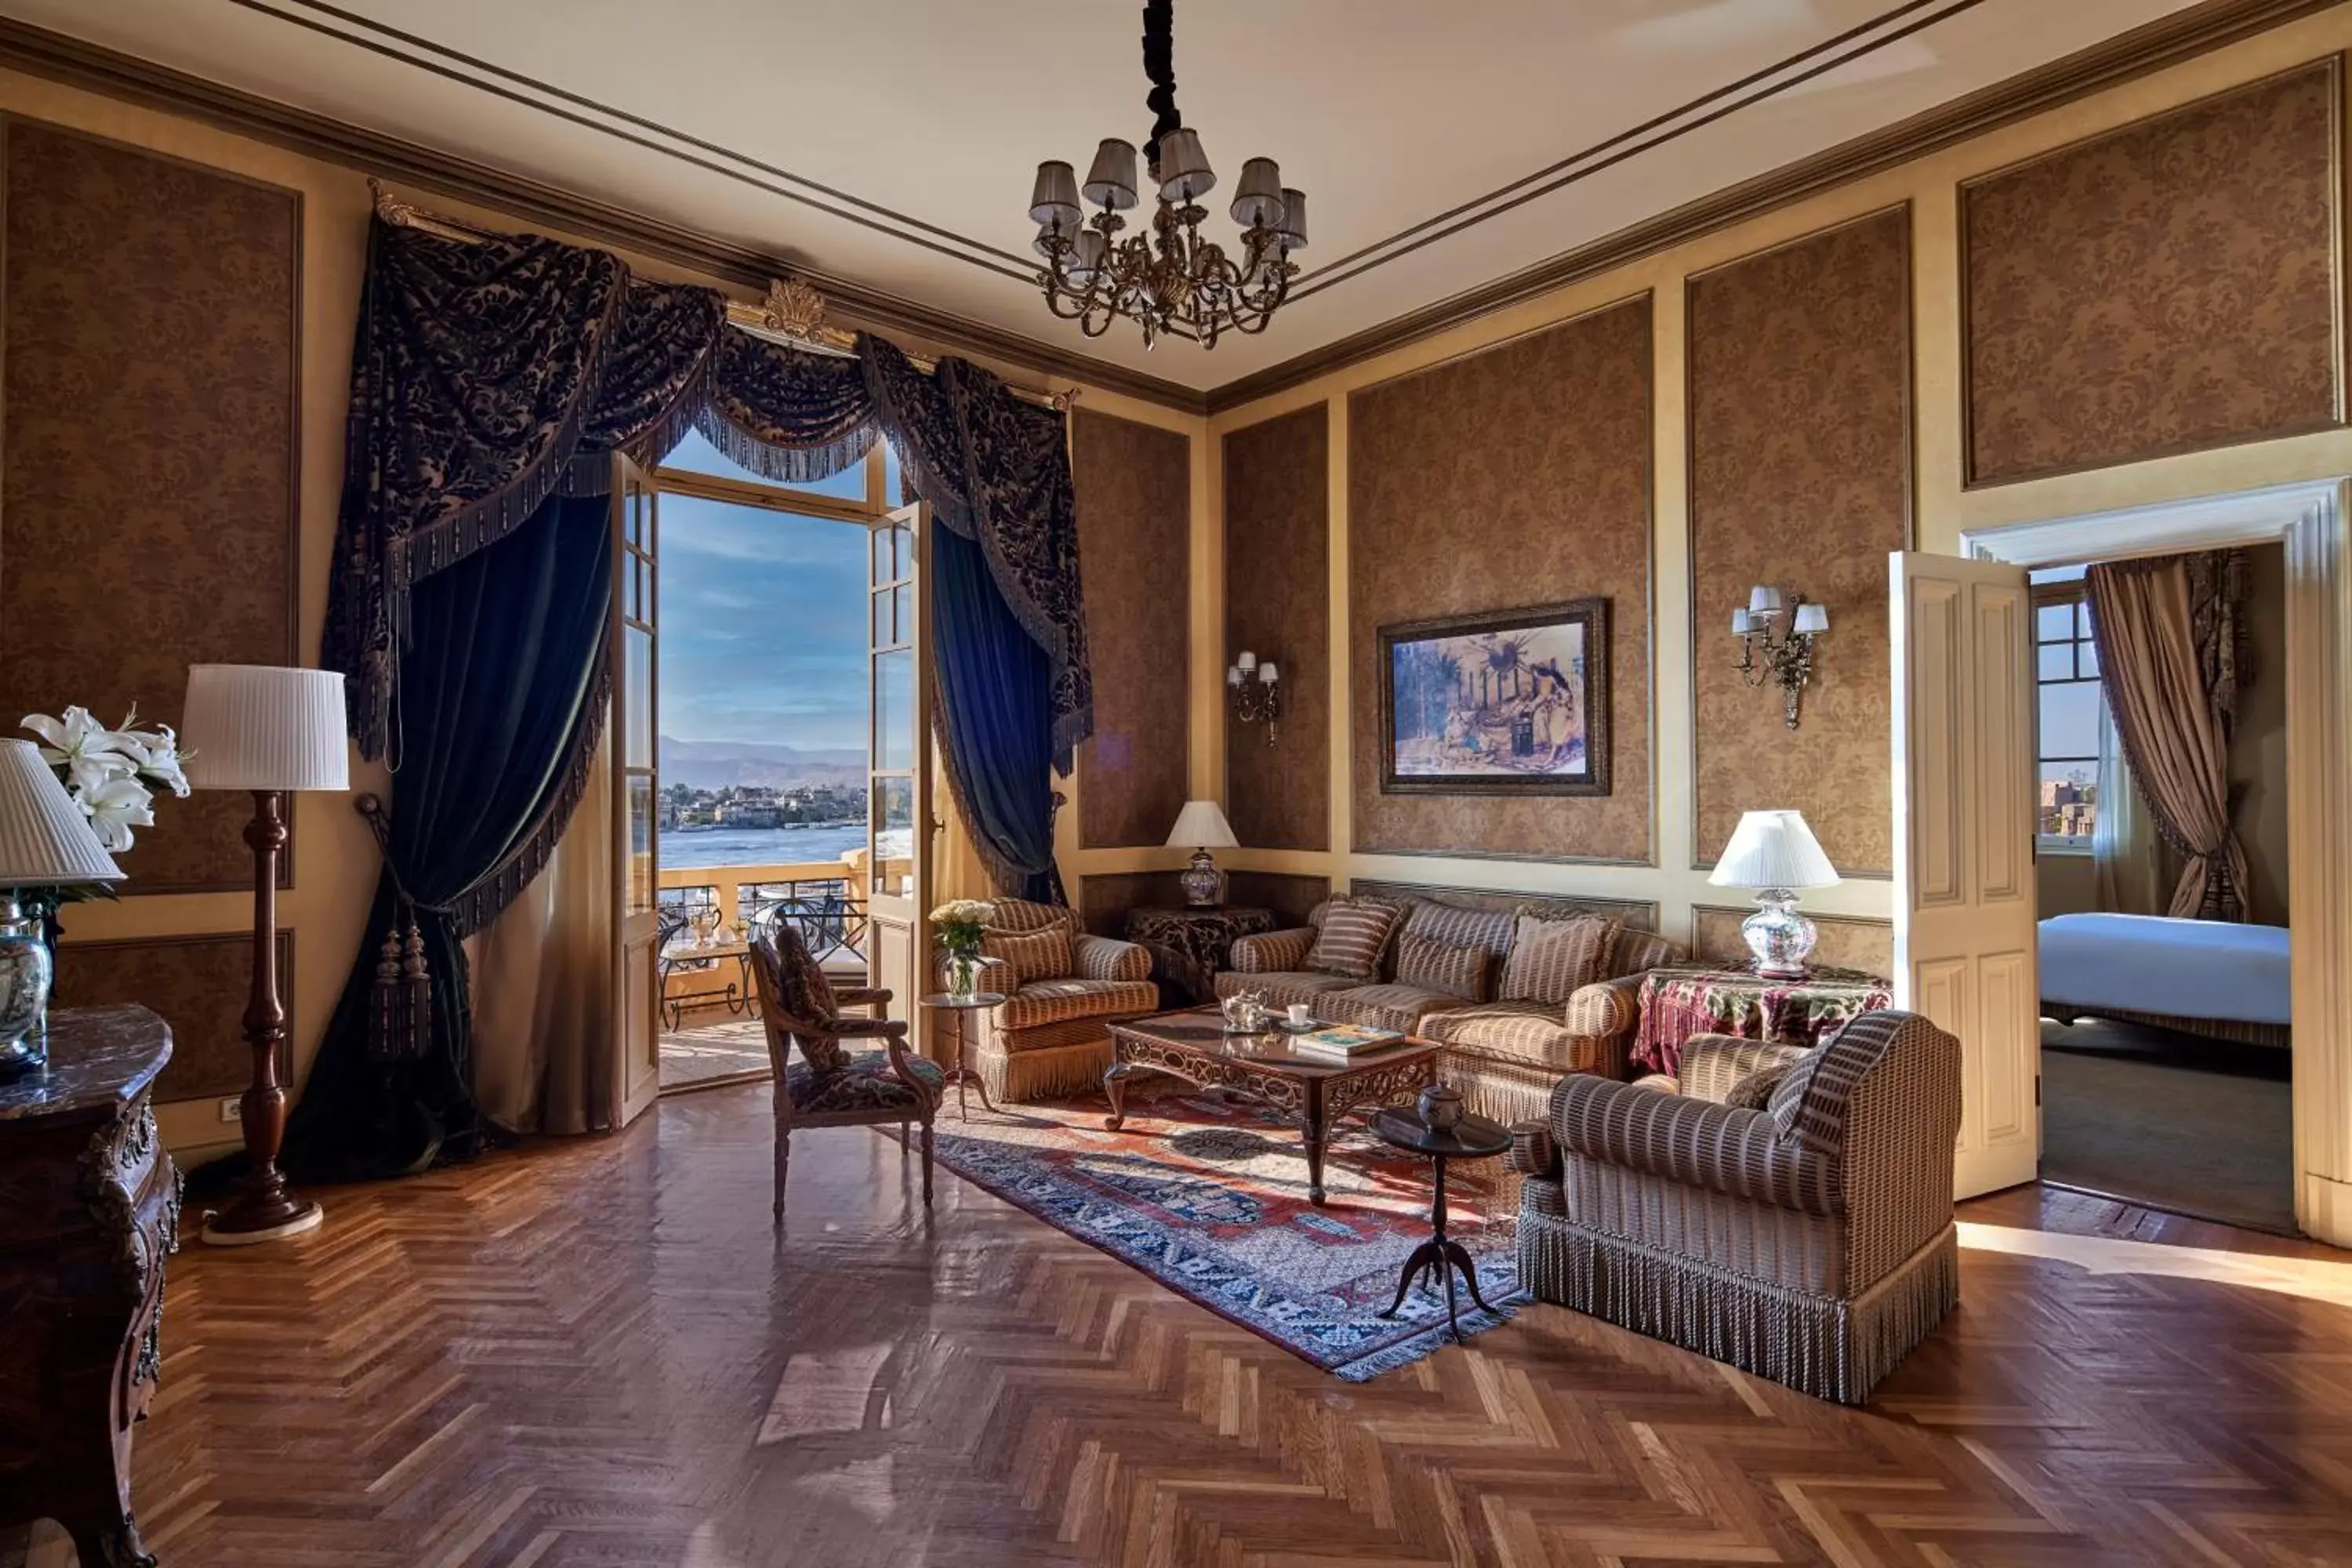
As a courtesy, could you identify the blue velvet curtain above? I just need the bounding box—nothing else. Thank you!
[931,524,1060,902]
[286,494,612,1180]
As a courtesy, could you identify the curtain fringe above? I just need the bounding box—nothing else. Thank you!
[694,402,878,486]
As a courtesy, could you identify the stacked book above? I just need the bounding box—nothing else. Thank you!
[1287,1022,1408,1061]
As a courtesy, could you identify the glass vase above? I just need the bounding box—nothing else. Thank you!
[947,951,980,1002]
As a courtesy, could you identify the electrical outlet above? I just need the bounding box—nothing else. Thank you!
[219,1095,241,1123]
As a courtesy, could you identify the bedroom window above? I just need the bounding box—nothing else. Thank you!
[2034,583,2102,853]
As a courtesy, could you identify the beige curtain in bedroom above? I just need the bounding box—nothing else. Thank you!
[468,731,616,1134]
[2085,553,2250,922]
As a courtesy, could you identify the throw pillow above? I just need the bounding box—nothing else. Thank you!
[1766,1048,1841,1157]
[1305,898,1402,980]
[1498,914,1618,1004]
[758,925,844,1071]
[1726,1060,1796,1111]
[982,925,1071,987]
[1394,931,1494,1003]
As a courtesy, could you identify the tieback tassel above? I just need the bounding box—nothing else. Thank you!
[368,927,406,1062]
[399,923,432,1061]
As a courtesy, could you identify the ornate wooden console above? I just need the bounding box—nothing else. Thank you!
[0,1004,180,1566]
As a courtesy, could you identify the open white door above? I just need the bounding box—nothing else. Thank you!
[864,501,932,1055]
[609,454,662,1128]
[1890,551,2038,1198]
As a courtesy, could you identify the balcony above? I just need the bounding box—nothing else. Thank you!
[656,853,869,1091]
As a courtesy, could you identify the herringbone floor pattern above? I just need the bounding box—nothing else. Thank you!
[70,1088,2352,1566]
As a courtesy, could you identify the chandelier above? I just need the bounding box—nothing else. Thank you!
[1029,0,1307,350]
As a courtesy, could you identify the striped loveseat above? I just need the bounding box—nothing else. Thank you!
[1505,1009,1962,1403]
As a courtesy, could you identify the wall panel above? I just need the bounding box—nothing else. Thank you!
[1076,869,1186,938]
[1225,405,1330,850]
[0,119,300,892]
[1963,60,2342,485]
[1225,870,1330,928]
[1689,208,1911,874]
[1692,905,1893,978]
[1347,298,1654,862]
[53,931,295,1102]
[1073,410,1190,848]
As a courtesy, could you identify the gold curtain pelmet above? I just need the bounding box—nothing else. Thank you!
[368,181,1076,412]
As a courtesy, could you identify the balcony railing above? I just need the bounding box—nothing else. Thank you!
[656,857,870,1021]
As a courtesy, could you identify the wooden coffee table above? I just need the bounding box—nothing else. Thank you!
[1104,1008,1441,1205]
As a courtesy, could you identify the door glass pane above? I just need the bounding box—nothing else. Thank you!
[872,775,914,898]
[626,774,655,913]
[891,524,911,579]
[871,588,891,649]
[626,626,652,768]
[893,583,913,645]
[874,648,914,770]
[872,525,891,586]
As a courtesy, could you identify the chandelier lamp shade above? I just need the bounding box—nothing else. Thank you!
[1031,0,1306,348]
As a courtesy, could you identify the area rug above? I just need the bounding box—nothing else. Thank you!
[893,1080,1523,1380]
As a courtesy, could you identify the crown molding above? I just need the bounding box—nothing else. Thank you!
[1202,0,2340,414]
[0,15,1212,415]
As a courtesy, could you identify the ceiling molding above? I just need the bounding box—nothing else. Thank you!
[0,14,1212,414]
[1203,0,2339,414]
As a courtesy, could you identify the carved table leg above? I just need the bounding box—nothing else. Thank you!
[1301,1080,1328,1206]
[1103,1060,1138,1131]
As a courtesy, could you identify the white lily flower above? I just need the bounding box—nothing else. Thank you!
[112,718,191,798]
[23,706,133,796]
[78,775,155,853]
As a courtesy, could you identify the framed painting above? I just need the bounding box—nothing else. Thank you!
[1378,598,1611,797]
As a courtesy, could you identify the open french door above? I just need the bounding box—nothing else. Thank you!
[610,454,662,1128]
[1890,551,2039,1198]
[865,501,933,1055]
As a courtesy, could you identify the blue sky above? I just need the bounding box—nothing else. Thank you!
[658,491,869,750]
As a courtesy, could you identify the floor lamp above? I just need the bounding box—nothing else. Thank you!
[182,664,350,1246]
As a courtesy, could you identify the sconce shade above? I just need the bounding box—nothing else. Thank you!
[1748,585,1784,615]
[1235,650,1257,671]
[1793,602,1829,634]
[1709,810,1838,890]
[181,666,350,793]
[1165,799,1238,850]
[1732,608,1751,636]
[1258,662,1279,684]
[0,739,122,887]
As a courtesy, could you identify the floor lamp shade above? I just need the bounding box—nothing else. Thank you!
[181,666,350,793]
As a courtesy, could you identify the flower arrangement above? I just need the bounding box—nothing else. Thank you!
[929,898,996,999]
[18,704,190,906]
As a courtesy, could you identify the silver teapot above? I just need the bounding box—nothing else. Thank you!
[1219,989,1269,1034]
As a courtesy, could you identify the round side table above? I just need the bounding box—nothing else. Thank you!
[918,993,1008,1121]
[1370,1107,1512,1342]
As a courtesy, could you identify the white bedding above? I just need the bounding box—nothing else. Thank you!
[2038,913,2291,1027]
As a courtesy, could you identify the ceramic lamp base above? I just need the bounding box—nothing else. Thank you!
[1180,848,1224,908]
[1740,889,1817,980]
[0,902,51,1080]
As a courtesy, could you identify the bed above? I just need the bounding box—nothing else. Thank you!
[2038,913,2291,1049]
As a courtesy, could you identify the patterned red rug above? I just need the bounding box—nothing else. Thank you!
[894,1077,1523,1380]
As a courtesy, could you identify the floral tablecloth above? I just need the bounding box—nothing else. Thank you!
[1632,963,1893,1077]
[1126,906,1277,1004]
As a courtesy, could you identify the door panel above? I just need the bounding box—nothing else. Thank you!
[611,454,661,1127]
[1891,551,2038,1199]
[865,503,931,1055]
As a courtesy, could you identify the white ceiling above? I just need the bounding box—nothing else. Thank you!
[8,0,2203,394]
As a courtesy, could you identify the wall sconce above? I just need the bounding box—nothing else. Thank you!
[1226,650,1281,747]
[1732,586,1828,729]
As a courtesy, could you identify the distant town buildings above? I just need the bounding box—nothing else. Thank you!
[660,782,866,831]
[2038,775,2098,840]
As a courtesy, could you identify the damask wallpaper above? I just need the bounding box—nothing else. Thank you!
[1076,869,1188,938]
[1347,297,1654,862]
[1693,905,1893,980]
[0,119,299,891]
[1964,61,2341,485]
[53,931,296,1101]
[1225,405,1330,851]
[1225,871,1331,929]
[1688,208,1910,874]
[1072,410,1190,849]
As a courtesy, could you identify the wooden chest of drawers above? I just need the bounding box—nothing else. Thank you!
[0,1004,180,1567]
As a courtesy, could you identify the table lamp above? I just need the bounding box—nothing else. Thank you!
[182,664,350,1244]
[1708,809,1838,978]
[0,739,123,1076]
[1166,799,1239,907]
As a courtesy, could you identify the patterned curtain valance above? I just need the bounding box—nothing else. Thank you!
[323,215,1094,768]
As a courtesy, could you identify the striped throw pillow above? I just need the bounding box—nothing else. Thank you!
[982,925,1072,986]
[1499,914,1618,1004]
[1305,898,1401,981]
[1394,932,1494,1003]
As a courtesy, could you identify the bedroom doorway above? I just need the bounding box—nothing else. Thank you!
[2026,554,2294,1232]
[1915,478,2352,1248]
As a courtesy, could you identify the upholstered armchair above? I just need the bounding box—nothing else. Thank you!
[749,921,945,1219]
[963,897,1159,1102]
[1505,1009,1962,1403]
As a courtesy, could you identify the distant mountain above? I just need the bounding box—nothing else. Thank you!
[659,735,866,790]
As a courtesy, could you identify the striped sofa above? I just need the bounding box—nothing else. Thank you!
[963,898,1160,1102]
[1505,1010,1962,1403]
[1214,893,1685,1129]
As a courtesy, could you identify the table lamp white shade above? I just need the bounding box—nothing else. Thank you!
[0,739,122,887]
[1165,799,1239,850]
[1709,809,1838,890]
[181,666,350,793]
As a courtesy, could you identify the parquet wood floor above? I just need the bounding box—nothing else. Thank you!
[39,1087,2352,1566]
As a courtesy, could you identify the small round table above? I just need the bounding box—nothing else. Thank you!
[1370,1107,1512,1342]
[918,993,1007,1121]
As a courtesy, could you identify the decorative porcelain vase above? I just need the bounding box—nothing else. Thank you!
[0,895,52,1078]
[1416,1083,1465,1133]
